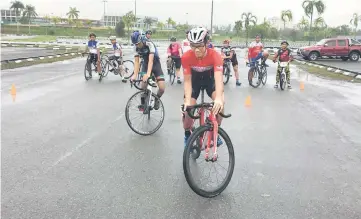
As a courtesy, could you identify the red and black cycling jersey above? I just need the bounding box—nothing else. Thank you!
[181,48,223,75]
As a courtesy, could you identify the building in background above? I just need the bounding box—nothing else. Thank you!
[1,9,18,24]
[101,13,158,29]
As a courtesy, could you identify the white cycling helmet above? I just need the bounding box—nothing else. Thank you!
[109,36,116,40]
[187,27,209,44]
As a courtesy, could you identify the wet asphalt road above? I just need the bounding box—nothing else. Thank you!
[2,49,361,219]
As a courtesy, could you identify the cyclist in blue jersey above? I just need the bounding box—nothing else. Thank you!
[130,30,165,110]
[84,33,101,75]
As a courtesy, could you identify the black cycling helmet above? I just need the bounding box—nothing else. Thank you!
[145,30,152,35]
[281,40,289,45]
[170,37,176,42]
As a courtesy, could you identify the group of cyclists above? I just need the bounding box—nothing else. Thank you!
[84,27,294,146]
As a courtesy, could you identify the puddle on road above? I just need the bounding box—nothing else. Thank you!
[291,65,361,107]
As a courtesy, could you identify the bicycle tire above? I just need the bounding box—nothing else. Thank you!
[103,60,110,77]
[280,73,285,90]
[223,65,230,85]
[183,125,235,198]
[170,62,176,85]
[261,66,267,85]
[125,90,165,136]
[122,60,134,79]
[248,67,261,88]
[84,61,91,81]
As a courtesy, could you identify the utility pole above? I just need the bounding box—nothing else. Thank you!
[210,0,214,36]
[134,0,137,29]
[102,0,107,26]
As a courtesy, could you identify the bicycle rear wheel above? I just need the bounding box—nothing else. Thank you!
[261,66,267,85]
[183,125,235,198]
[122,60,135,79]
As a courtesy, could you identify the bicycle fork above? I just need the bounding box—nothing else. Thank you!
[205,113,219,162]
[143,84,153,115]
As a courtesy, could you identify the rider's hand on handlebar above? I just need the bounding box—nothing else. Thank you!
[142,73,150,83]
[212,97,224,115]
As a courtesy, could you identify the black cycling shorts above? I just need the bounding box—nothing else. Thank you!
[231,53,238,66]
[191,72,215,99]
[141,57,165,80]
[109,55,122,65]
[172,57,182,69]
[89,54,98,64]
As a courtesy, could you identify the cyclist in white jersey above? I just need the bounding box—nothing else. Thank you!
[109,36,127,82]
[182,30,191,53]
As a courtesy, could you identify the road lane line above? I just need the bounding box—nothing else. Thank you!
[48,113,125,171]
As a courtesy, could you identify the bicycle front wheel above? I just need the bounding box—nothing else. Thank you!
[183,125,235,198]
[170,62,176,85]
[84,61,92,81]
[223,65,230,85]
[280,72,286,90]
[248,67,261,88]
[261,66,268,85]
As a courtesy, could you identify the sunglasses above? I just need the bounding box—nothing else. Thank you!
[190,43,205,49]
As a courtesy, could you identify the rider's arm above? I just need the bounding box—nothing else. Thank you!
[146,42,157,76]
[178,43,183,57]
[167,45,171,57]
[182,54,192,103]
[229,50,234,59]
[133,55,140,77]
[273,51,278,62]
[213,52,224,100]
[96,42,100,61]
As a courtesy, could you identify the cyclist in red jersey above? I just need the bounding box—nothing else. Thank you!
[245,34,269,81]
[181,27,224,147]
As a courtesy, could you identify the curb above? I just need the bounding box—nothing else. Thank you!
[293,59,361,78]
[1,52,82,64]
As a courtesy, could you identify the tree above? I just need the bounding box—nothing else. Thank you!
[143,16,154,30]
[122,11,136,43]
[302,0,326,45]
[85,20,93,28]
[298,16,309,30]
[10,1,25,34]
[314,17,327,39]
[51,16,61,27]
[22,4,37,34]
[350,13,361,37]
[44,15,50,35]
[67,7,80,20]
[241,12,257,46]
[234,20,243,36]
[157,21,165,30]
[166,17,176,28]
[281,10,293,29]
[115,20,126,37]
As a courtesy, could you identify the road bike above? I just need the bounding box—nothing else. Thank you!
[278,61,290,90]
[167,56,178,85]
[222,59,232,85]
[181,87,235,198]
[125,74,165,135]
[247,60,268,88]
[83,53,107,82]
[102,55,134,82]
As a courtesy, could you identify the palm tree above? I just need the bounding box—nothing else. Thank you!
[302,0,326,45]
[122,11,136,43]
[298,16,309,30]
[51,16,61,27]
[22,4,38,34]
[166,17,175,29]
[350,13,361,37]
[281,10,293,29]
[143,16,154,30]
[157,21,165,30]
[241,12,257,46]
[313,17,326,40]
[66,7,80,20]
[10,1,25,34]
[234,20,243,36]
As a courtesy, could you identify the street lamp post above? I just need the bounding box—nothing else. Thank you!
[186,12,189,25]
[210,0,214,35]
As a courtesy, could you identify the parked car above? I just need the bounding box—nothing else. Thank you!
[297,38,361,61]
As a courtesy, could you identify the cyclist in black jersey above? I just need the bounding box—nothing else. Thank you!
[130,30,165,110]
[220,39,241,86]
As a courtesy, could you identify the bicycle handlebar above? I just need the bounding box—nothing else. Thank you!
[181,103,232,119]
[130,77,157,90]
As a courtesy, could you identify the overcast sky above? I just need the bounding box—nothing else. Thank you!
[1,0,360,28]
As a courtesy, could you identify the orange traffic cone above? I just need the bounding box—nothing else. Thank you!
[10,84,16,102]
[300,81,305,91]
[245,95,252,107]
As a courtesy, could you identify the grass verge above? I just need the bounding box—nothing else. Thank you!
[1,54,81,70]
[268,55,361,83]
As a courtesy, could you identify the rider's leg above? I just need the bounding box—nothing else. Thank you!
[274,65,281,88]
[262,51,269,66]
[286,64,292,88]
[175,58,182,84]
[153,62,165,110]
[210,90,224,146]
[233,63,241,86]
[183,97,197,147]
[248,58,256,81]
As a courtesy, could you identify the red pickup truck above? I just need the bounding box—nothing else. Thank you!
[297,38,361,61]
